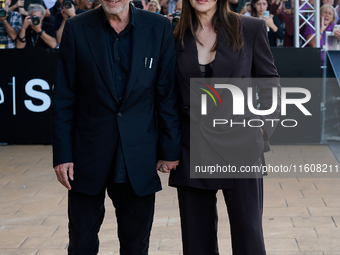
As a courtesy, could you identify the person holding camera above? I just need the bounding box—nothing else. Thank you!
[16,3,56,48]
[8,0,50,19]
[54,0,84,43]
[0,0,22,48]
[270,0,294,46]
[240,1,251,15]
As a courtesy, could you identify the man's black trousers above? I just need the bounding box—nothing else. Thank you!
[68,182,155,255]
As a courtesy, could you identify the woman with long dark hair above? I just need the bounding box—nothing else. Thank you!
[166,0,281,253]
[250,0,284,46]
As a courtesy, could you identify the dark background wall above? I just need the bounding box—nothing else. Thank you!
[0,48,321,144]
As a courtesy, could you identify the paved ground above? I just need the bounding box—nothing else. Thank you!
[0,145,340,255]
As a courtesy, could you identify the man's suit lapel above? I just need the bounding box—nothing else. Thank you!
[83,7,119,104]
[121,8,148,106]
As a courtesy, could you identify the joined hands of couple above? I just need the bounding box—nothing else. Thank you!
[55,159,179,190]
[156,160,180,174]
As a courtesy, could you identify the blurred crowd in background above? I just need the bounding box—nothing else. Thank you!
[0,0,339,50]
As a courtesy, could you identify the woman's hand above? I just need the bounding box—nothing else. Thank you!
[334,29,340,40]
[320,16,327,34]
[263,15,278,32]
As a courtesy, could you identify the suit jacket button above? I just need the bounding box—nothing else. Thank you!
[117,112,122,117]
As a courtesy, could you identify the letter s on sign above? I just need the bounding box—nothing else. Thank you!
[24,79,51,113]
[0,87,4,104]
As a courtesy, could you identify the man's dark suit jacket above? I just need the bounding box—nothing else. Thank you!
[53,6,181,196]
[169,15,280,190]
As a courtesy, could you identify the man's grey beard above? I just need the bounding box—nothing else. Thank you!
[102,1,127,15]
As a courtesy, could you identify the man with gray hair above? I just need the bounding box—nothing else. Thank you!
[16,3,56,48]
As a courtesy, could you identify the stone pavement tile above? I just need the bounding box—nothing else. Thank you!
[264,227,317,239]
[158,237,182,251]
[280,181,318,191]
[0,177,11,189]
[323,197,340,207]
[41,214,67,226]
[333,216,340,227]
[217,226,231,237]
[298,145,334,154]
[149,238,161,251]
[315,227,340,238]
[264,197,287,208]
[36,249,67,255]
[297,238,340,252]
[302,189,340,198]
[217,238,232,254]
[0,234,28,249]
[324,253,340,255]
[263,207,310,217]
[267,253,323,255]
[0,203,21,215]
[20,236,68,249]
[51,225,68,238]
[263,216,293,227]
[1,225,58,237]
[167,216,180,227]
[308,207,340,217]
[292,216,336,228]
[286,198,326,207]
[152,217,168,227]
[263,182,304,197]
[149,252,181,255]
[1,214,46,226]
[265,238,299,252]
[0,249,38,255]
[151,226,181,240]
[154,207,180,217]
[314,183,340,192]
[15,197,64,215]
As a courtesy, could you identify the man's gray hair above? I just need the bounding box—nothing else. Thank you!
[27,4,46,17]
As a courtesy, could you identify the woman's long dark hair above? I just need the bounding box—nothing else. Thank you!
[174,0,243,52]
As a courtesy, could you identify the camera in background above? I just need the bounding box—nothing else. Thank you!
[29,15,41,25]
[171,11,180,30]
[132,0,143,9]
[285,0,292,9]
[63,0,76,9]
[0,0,6,18]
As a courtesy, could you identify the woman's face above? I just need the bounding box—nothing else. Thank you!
[148,2,157,12]
[189,0,217,16]
[254,0,268,15]
[85,0,92,9]
[321,7,334,26]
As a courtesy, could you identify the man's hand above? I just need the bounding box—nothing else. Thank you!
[62,5,76,20]
[17,0,24,8]
[22,16,32,30]
[54,162,74,190]
[156,160,180,173]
